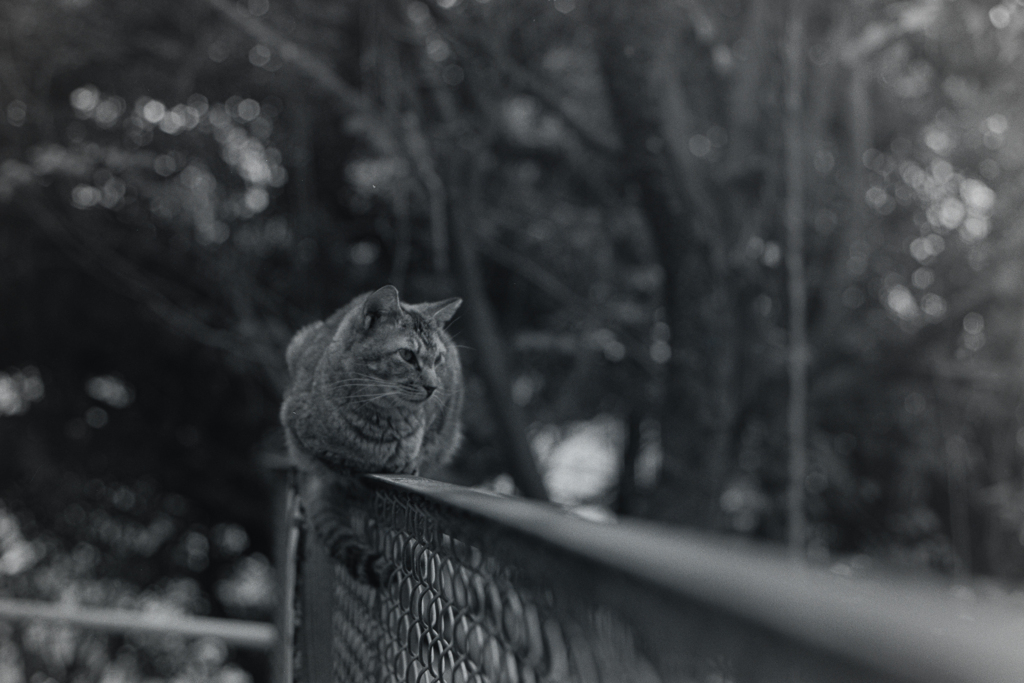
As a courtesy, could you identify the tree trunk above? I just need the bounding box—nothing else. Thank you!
[615,411,643,515]
[588,0,722,524]
[784,0,809,559]
[447,154,548,501]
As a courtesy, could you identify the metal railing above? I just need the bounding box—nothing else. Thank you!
[0,598,277,650]
[291,474,1024,683]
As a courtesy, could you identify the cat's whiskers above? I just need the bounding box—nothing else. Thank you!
[348,386,405,399]
[339,391,404,406]
[334,377,410,394]
[323,375,393,384]
[331,379,435,405]
[349,372,394,382]
[322,378,401,391]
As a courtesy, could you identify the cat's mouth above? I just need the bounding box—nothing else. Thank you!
[408,386,436,403]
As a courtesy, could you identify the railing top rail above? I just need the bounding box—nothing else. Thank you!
[370,474,1024,683]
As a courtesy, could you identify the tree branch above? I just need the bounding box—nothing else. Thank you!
[401,112,449,273]
[203,0,396,153]
[20,196,287,391]
[478,236,658,376]
[437,22,620,156]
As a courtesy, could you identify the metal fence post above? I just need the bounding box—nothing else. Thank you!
[297,506,337,682]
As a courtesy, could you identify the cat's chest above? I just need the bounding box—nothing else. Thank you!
[393,424,426,470]
[361,411,426,472]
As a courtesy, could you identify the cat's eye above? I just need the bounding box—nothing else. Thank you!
[398,348,417,364]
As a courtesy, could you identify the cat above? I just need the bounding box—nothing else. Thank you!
[280,285,463,585]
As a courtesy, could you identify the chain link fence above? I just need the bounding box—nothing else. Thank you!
[289,474,1024,683]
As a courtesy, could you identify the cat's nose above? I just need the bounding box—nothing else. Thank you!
[424,386,436,397]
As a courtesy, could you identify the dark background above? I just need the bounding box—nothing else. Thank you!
[3,0,1024,680]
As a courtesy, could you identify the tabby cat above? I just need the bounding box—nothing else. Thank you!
[280,285,463,585]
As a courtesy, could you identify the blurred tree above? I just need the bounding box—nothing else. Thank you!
[3,9,1024,680]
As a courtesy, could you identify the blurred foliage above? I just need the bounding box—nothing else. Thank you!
[5,0,1024,678]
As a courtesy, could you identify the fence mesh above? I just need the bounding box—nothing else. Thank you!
[290,475,985,683]
[321,483,660,683]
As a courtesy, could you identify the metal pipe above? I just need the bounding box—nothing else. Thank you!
[0,598,278,650]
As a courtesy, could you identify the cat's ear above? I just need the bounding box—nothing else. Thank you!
[419,297,462,325]
[362,285,402,330]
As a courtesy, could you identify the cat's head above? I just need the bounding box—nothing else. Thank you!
[325,285,461,406]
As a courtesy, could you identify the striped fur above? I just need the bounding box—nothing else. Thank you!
[281,286,463,585]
